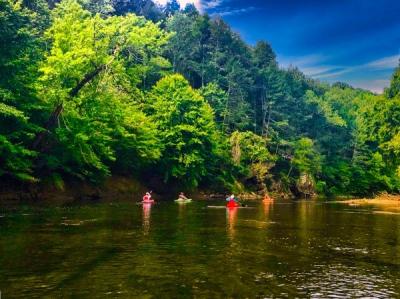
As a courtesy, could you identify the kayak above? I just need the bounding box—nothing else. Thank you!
[207,206,254,209]
[175,198,192,203]
[227,201,240,208]
[142,200,155,204]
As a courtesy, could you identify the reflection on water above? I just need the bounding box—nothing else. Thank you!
[262,199,273,218]
[0,200,399,298]
[142,203,152,235]
[226,207,238,240]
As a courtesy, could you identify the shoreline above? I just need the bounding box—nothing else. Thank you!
[336,193,400,205]
[332,194,400,214]
[0,176,272,204]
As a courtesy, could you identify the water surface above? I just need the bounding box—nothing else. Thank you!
[0,200,399,298]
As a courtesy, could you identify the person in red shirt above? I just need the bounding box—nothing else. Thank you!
[226,194,239,207]
[142,192,153,203]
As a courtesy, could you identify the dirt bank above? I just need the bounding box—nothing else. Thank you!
[334,193,400,213]
[0,176,147,204]
[0,176,283,204]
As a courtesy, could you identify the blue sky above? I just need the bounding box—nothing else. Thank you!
[158,0,400,93]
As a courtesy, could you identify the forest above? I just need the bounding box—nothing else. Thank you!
[1,0,400,198]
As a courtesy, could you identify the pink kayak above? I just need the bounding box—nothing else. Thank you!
[142,200,155,204]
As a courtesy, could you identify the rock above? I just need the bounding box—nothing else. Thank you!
[296,173,316,198]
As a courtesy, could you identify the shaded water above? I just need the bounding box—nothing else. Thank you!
[0,200,399,298]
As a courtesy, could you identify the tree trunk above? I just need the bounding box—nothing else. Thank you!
[264,103,272,138]
[32,64,107,151]
[32,103,63,150]
[69,64,106,98]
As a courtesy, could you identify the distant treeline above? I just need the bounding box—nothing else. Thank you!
[1,0,400,197]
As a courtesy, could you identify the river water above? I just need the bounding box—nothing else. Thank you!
[0,200,399,298]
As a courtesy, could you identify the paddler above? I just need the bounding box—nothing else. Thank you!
[143,192,152,202]
[178,192,188,201]
[263,193,273,202]
[226,194,239,207]
[226,194,238,202]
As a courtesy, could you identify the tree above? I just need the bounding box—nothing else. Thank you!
[80,0,114,15]
[35,0,169,181]
[290,138,321,197]
[147,74,217,186]
[182,3,198,16]
[354,93,400,193]
[200,82,227,127]
[385,60,400,98]
[165,12,211,87]
[0,0,46,181]
[111,0,164,21]
[253,41,276,68]
[230,131,275,190]
[291,138,321,176]
[164,0,180,16]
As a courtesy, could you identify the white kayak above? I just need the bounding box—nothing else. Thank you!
[175,198,193,203]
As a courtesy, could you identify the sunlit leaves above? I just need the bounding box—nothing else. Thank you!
[34,0,169,181]
[148,74,217,186]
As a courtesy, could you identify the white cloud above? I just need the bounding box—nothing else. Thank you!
[313,68,349,79]
[279,54,399,93]
[203,0,224,9]
[315,55,399,79]
[348,79,391,94]
[279,54,327,69]
[365,55,399,70]
[300,66,334,77]
[214,6,256,17]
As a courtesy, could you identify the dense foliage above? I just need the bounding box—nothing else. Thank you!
[1,0,399,197]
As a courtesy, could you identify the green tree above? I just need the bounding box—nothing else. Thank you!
[80,0,114,15]
[385,60,400,98]
[291,137,321,176]
[111,0,164,21]
[0,0,46,181]
[147,74,217,186]
[230,131,275,189]
[164,0,180,16]
[200,82,227,127]
[35,0,169,180]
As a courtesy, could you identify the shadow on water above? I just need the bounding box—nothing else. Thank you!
[46,247,121,296]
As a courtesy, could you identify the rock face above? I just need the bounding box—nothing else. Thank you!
[296,173,316,198]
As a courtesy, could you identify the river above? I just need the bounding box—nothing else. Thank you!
[0,200,399,298]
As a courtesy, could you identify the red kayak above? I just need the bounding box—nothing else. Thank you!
[226,201,240,208]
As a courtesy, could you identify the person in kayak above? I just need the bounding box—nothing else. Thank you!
[143,192,153,202]
[226,194,238,202]
[178,192,188,201]
[263,193,273,202]
[226,194,240,207]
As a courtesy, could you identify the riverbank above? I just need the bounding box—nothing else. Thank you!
[334,193,400,214]
[0,176,268,204]
[0,176,147,204]
[338,193,400,204]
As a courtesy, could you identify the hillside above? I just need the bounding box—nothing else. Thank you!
[1,0,400,198]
